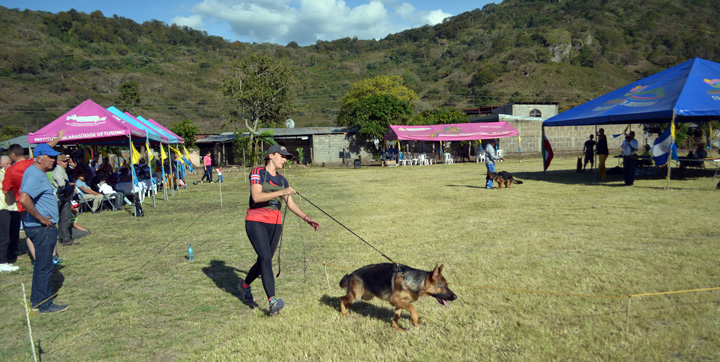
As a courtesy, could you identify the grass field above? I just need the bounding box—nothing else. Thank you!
[1,156,718,361]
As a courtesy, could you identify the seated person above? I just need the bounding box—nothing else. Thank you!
[98,157,114,174]
[680,143,708,169]
[118,167,132,182]
[75,172,105,212]
[69,201,91,240]
[639,145,653,166]
[97,174,130,209]
[137,158,151,180]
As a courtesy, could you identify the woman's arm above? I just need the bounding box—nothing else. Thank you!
[249,183,294,204]
[285,195,319,230]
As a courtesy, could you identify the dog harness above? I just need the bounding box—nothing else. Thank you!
[246,167,289,224]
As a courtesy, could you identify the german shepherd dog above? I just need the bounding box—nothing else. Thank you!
[339,263,457,330]
[492,171,524,189]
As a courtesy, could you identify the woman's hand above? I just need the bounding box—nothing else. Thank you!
[282,187,297,197]
[303,215,319,231]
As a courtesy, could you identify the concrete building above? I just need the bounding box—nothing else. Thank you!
[195,127,374,166]
[467,102,629,156]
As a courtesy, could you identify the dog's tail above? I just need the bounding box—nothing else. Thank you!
[339,274,350,289]
[511,178,524,184]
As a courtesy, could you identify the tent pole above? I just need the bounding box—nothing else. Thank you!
[594,125,598,181]
[666,115,676,190]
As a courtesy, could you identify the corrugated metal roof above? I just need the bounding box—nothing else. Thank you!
[196,127,358,143]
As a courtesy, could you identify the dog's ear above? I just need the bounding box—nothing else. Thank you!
[432,264,443,280]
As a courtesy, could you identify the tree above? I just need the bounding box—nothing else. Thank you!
[116,80,141,113]
[221,53,297,163]
[170,119,199,149]
[409,107,468,125]
[0,125,25,142]
[337,75,417,126]
[342,94,413,152]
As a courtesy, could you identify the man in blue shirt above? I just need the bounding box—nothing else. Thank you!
[20,143,69,313]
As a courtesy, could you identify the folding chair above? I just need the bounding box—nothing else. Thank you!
[75,189,96,214]
[100,193,117,211]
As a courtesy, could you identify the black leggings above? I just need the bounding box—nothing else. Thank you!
[201,165,212,182]
[244,220,283,299]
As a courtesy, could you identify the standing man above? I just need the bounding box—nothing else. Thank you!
[583,134,596,171]
[596,128,609,179]
[621,131,639,186]
[20,143,69,313]
[3,144,34,266]
[484,140,505,189]
[0,155,20,272]
[53,154,76,246]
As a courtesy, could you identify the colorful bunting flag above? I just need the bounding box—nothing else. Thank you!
[541,127,554,171]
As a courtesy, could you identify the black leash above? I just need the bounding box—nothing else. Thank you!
[275,199,289,277]
[295,191,396,264]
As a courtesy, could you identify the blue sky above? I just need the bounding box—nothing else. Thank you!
[3,0,498,46]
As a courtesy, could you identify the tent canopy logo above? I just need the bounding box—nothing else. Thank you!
[65,114,107,127]
[431,126,461,138]
[602,85,666,107]
[704,78,720,94]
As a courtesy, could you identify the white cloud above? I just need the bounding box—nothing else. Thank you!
[171,15,205,30]
[185,0,454,45]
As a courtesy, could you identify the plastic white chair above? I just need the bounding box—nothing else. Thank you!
[399,152,410,166]
[476,153,486,163]
[418,154,429,165]
[444,153,454,165]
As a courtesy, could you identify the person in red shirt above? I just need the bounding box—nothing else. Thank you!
[239,145,319,316]
[2,131,65,264]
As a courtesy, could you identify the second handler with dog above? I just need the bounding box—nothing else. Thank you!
[240,145,319,315]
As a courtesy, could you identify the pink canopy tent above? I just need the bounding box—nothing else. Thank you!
[384,122,519,141]
[28,99,147,145]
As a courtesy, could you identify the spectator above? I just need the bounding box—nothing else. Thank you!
[596,128,609,179]
[583,134,596,171]
[1,155,20,272]
[201,151,212,183]
[216,166,224,183]
[621,131,639,186]
[98,157,114,174]
[69,201,91,240]
[3,144,34,268]
[75,172,105,212]
[97,174,129,210]
[19,143,69,313]
[52,154,77,246]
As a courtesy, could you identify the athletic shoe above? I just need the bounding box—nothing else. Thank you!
[269,296,284,316]
[0,263,20,272]
[240,283,254,304]
[37,303,69,314]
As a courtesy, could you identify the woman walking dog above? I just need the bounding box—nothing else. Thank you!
[240,145,319,315]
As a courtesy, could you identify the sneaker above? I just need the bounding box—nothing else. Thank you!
[0,263,20,272]
[37,303,69,314]
[268,296,284,316]
[239,283,254,304]
[53,255,63,265]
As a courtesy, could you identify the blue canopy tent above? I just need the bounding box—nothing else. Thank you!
[542,58,720,187]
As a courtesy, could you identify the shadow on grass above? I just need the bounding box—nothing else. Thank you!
[319,294,406,327]
[50,265,65,296]
[509,166,717,187]
[202,260,255,307]
[446,184,487,189]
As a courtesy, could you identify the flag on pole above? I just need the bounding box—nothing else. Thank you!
[161,145,168,160]
[518,135,522,154]
[651,123,678,167]
[183,146,191,160]
[541,127,554,171]
[131,142,141,164]
[146,140,155,163]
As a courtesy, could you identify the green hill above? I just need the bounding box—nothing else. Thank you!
[1,0,718,135]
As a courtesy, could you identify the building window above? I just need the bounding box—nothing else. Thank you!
[529,109,542,117]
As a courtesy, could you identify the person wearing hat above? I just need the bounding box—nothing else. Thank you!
[484,139,505,188]
[19,143,69,313]
[53,154,76,246]
[239,144,319,316]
